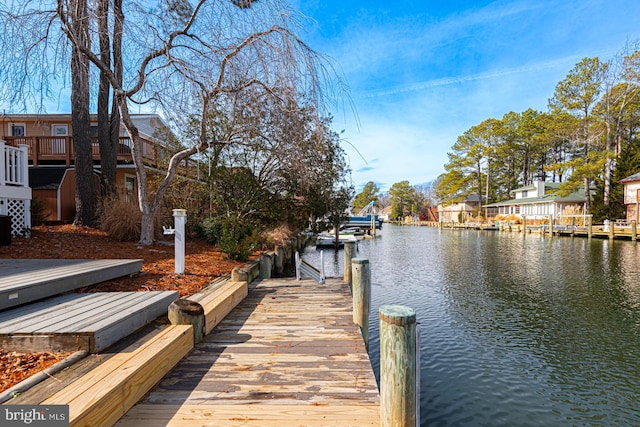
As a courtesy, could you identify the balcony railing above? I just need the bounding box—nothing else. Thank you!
[4,136,198,178]
[1,141,29,188]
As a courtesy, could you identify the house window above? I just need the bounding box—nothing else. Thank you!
[124,174,136,192]
[52,124,68,137]
[9,123,25,137]
[522,190,528,198]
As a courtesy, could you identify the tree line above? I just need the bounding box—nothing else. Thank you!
[433,42,640,220]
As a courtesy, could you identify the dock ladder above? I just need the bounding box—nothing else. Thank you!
[295,251,325,284]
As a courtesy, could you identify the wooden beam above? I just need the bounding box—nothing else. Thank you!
[43,325,193,427]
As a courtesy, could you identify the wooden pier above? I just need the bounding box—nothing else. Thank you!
[116,276,380,426]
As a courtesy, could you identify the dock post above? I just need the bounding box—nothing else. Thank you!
[571,216,575,236]
[169,299,205,344]
[344,241,356,287]
[352,258,371,349]
[632,221,637,241]
[379,305,418,427]
[588,216,593,238]
[549,215,553,237]
[609,221,615,240]
[259,252,272,279]
[522,215,526,233]
[274,245,284,276]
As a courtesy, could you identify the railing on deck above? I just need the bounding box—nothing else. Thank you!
[4,136,197,178]
[0,141,29,187]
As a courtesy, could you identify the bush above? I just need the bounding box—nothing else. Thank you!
[202,216,259,261]
[30,197,50,226]
[98,191,142,241]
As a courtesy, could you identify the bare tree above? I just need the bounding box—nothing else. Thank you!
[55,0,343,244]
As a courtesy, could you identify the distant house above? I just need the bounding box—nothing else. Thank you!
[3,113,192,223]
[620,172,640,223]
[484,181,586,221]
[437,194,483,223]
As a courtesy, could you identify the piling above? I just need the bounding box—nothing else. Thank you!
[379,305,418,427]
[588,216,593,238]
[352,258,371,349]
[609,221,615,240]
[548,215,553,237]
[168,299,205,344]
[632,221,637,241]
[344,241,356,287]
[259,252,272,279]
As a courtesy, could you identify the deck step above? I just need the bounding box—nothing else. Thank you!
[0,291,178,352]
[0,259,143,310]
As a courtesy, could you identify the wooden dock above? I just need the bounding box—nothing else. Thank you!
[0,259,143,310]
[116,277,380,426]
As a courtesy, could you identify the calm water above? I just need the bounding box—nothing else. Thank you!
[302,225,640,427]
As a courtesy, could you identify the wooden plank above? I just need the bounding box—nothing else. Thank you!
[0,259,143,310]
[196,281,248,335]
[0,291,178,353]
[122,276,379,424]
[43,325,194,427]
[116,404,380,426]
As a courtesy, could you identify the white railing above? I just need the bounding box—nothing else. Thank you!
[295,251,325,284]
[1,141,29,188]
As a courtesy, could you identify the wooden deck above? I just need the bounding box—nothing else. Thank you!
[116,277,380,426]
[0,291,178,352]
[0,259,143,310]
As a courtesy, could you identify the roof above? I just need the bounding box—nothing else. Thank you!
[486,187,587,207]
[29,167,69,190]
[439,193,484,204]
[620,172,640,183]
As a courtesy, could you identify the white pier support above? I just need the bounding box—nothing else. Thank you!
[172,209,187,274]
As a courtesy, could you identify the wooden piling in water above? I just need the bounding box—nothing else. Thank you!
[379,304,418,427]
[352,258,370,350]
[610,221,615,240]
[588,216,593,238]
[344,241,356,287]
[632,221,637,241]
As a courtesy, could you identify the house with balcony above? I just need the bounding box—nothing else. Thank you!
[620,172,640,223]
[484,181,587,221]
[3,114,195,223]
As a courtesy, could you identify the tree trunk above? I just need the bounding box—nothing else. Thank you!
[70,0,96,227]
[97,0,117,195]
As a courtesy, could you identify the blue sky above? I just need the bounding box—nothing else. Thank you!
[291,0,640,192]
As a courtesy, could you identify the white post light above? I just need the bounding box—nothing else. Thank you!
[173,209,187,274]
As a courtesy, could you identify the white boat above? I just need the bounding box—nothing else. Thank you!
[315,233,358,248]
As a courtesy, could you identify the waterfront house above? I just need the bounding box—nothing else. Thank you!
[437,194,483,222]
[620,172,640,223]
[2,114,193,222]
[484,181,586,221]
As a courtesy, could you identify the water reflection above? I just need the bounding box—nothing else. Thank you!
[302,226,640,426]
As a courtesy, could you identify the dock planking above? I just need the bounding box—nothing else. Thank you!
[0,291,178,352]
[117,277,380,426]
[0,259,143,310]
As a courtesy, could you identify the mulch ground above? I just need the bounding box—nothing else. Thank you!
[0,224,248,393]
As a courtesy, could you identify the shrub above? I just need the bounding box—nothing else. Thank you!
[30,197,50,226]
[202,216,258,261]
[98,191,142,241]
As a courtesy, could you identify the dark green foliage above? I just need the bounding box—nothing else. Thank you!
[201,215,259,261]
